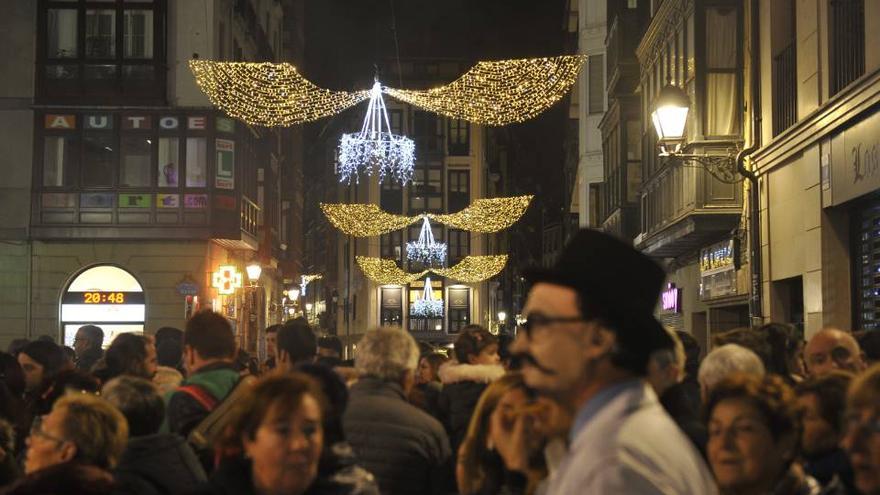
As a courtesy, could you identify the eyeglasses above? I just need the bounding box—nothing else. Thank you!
[517,313,586,338]
[30,416,67,446]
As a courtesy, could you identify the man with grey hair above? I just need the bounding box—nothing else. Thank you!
[698,343,765,399]
[343,327,452,495]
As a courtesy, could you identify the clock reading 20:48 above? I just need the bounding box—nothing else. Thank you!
[83,292,126,304]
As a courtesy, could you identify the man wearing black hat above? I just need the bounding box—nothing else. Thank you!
[504,229,716,494]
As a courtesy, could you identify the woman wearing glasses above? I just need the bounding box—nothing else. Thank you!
[4,393,127,494]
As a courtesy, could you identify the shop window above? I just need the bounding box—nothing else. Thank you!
[380,286,403,327]
[185,137,207,187]
[43,135,79,187]
[705,7,740,136]
[157,137,179,187]
[82,134,114,187]
[119,136,152,187]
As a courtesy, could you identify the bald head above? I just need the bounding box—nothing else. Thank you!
[804,327,866,377]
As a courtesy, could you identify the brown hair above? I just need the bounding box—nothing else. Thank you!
[454,326,498,364]
[795,370,853,434]
[218,373,327,455]
[705,373,800,444]
[848,362,880,411]
[458,373,543,495]
[54,393,128,469]
[185,311,236,360]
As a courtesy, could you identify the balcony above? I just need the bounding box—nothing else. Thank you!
[636,151,742,258]
[33,191,262,252]
[772,42,797,136]
[605,12,642,97]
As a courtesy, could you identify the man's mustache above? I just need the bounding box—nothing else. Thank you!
[512,352,557,376]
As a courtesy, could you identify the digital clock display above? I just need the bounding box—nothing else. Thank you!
[84,292,125,304]
[62,291,144,305]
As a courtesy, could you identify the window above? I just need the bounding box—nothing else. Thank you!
[589,54,605,114]
[448,229,470,264]
[447,118,469,156]
[448,170,469,212]
[829,0,865,96]
[448,287,470,333]
[388,109,403,134]
[47,9,77,58]
[381,179,403,214]
[43,136,79,187]
[413,111,441,153]
[82,134,114,187]
[381,231,403,263]
[185,138,207,187]
[40,1,163,103]
[772,0,797,136]
[705,7,740,136]
[124,10,153,59]
[381,287,403,327]
[119,136,152,186]
[85,9,115,59]
[218,22,225,60]
[157,137,179,187]
[408,280,443,332]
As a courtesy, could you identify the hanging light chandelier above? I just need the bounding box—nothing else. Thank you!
[300,274,322,296]
[411,277,444,318]
[406,217,447,266]
[337,80,415,185]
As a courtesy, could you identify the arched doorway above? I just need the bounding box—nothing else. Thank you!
[60,265,146,347]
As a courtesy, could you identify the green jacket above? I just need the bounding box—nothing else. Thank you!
[163,362,240,437]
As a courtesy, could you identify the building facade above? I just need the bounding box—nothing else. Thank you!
[0,0,305,354]
[753,0,879,337]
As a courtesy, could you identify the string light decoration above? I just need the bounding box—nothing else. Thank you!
[406,217,447,266]
[411,277,444,318]
[432,255,508,283]
[300,274,323,296]
[188,60,369,127]
[189,57,583,128]
[356,255,508,285]
[356,257,426,285]
[429,196,533,233]
[321,195,532,237]
[383,56,585,126]
[338,80,415,184]
[320,203,420,237]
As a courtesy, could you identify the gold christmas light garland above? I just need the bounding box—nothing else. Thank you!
[432,255,508,283]
[384,56,585,126]
[190,57,583,127]
[428,196,533,233]
[321,196,532,237]
[320,203,421,237]
[356,255,508,285]
[189,60,369,127]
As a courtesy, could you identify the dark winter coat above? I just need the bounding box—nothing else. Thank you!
[803,448,857,494]
[437,363,505,455]
[343,377,452,495]
[76,347,104,373]
[1,462,115,495]
[186,457,256,495]
[164,362,240,438]
[659,382,708,459]
[112,433,207,495]
[409,381,442,420]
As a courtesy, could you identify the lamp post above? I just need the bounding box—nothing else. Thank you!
[306,302,314,325]
[651,83,763,325]
[497,311,507,334]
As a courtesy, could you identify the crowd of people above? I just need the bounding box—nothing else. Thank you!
[2,229,880,494]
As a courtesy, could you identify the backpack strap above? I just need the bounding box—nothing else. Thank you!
[176,384,219,412]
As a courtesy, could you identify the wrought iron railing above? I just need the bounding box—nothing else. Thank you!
[241,196,261,238]
[829,0,865,96]
[772,42,797,136]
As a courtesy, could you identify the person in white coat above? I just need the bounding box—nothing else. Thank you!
[499,229,718,495]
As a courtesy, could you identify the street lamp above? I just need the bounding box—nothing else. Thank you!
[245,262,262,286]
[650,83,740,183]
[287,288,300,300]
[497,311,507,334]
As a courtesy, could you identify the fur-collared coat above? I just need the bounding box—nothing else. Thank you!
[437,362,505,456]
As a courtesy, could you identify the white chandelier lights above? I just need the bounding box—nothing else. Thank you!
[337,80,415,185]
[411,277,444,318]
[406,217,447,266]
